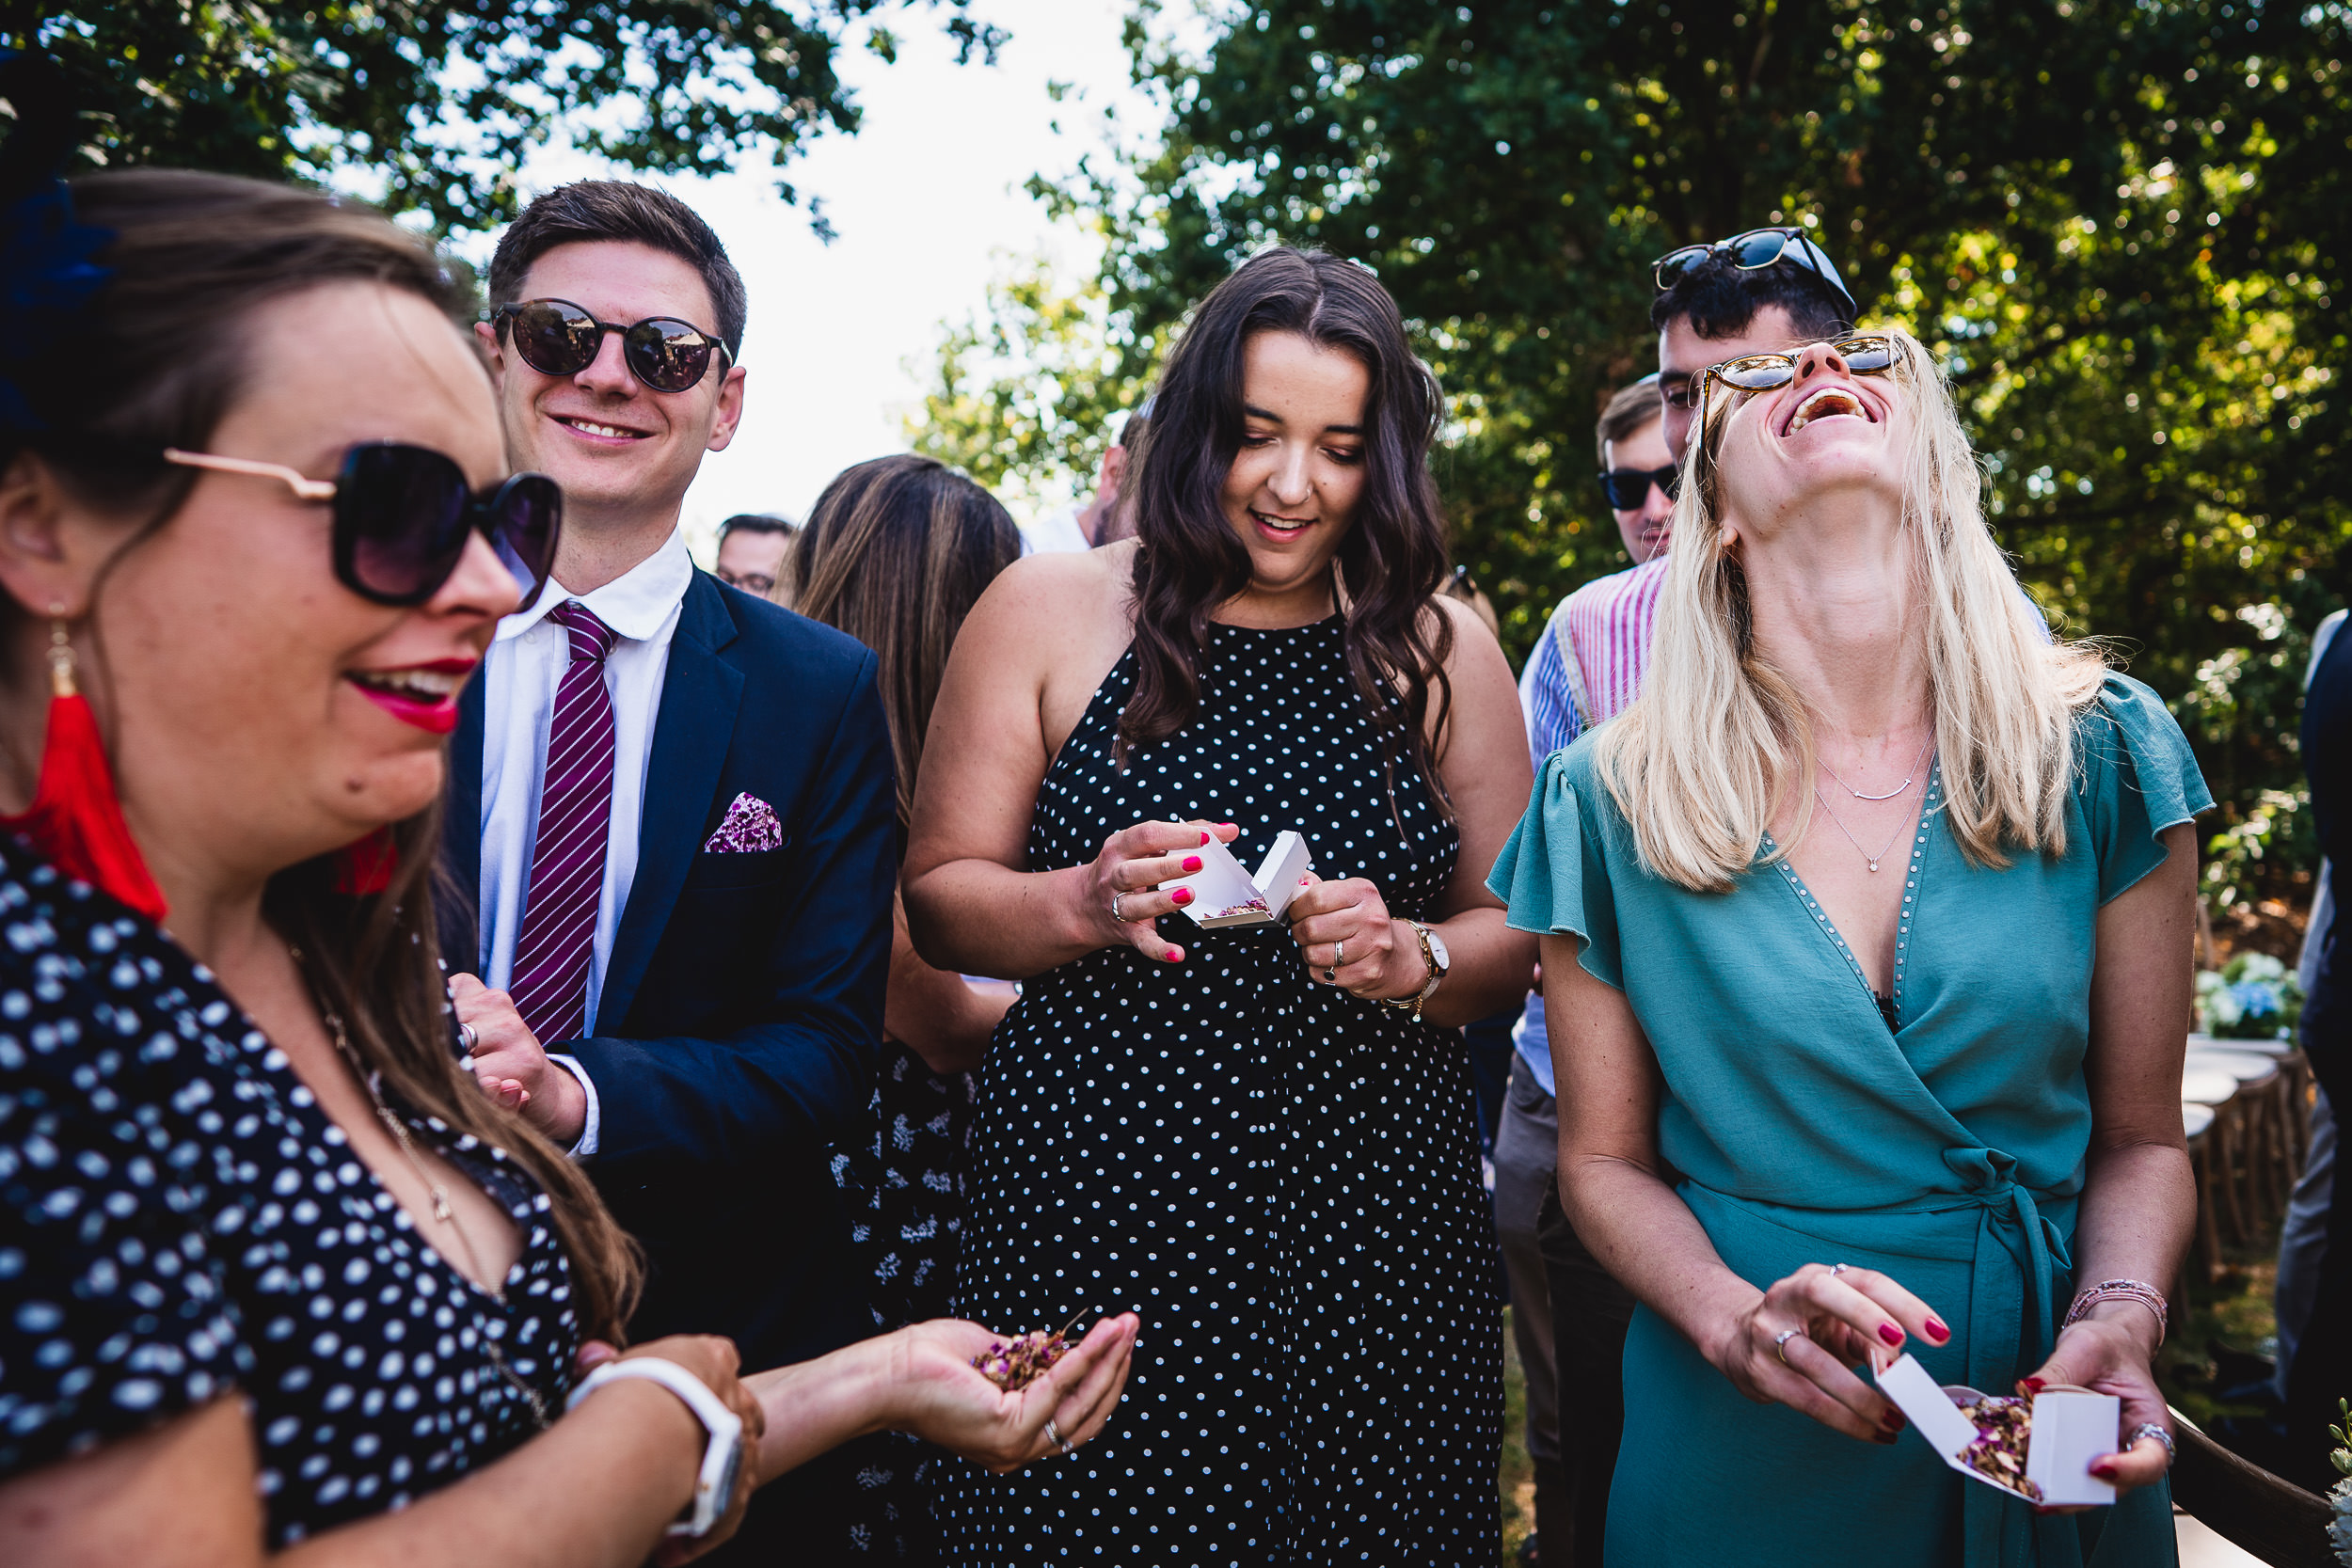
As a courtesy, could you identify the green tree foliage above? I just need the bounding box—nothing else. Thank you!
[11,1,1003,234]
[914,0,2349,899]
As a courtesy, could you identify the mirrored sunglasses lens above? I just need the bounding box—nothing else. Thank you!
[341,445,470,604]
[513,302,598,376]
[1840,339,1898,372]
[1720,359,1795,390]
[1655,245,1708,288]
[626,320,713,391]
[1726,230,1792,269]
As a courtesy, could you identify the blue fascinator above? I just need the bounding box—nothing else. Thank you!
[0,51,111,433]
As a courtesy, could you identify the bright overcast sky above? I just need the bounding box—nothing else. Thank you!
[462,0,1153,561]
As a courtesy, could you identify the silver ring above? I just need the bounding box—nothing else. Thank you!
[1829,1263,1850,1277]
[1043,1416,1068,1453]
[1773,1327,1803,1366]
[1110,891,1133,923]
[2125,1422,2174,1467]
[457,1021,479,1053]
[1334,940,1345,968]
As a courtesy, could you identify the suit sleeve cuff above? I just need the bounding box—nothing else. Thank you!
[548,1053,601,1160]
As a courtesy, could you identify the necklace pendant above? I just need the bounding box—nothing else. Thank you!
[1867,861,1879,873]
[431,1187,453,1223]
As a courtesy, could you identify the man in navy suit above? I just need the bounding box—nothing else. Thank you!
[445,180,896,1561]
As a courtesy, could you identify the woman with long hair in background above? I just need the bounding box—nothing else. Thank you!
[781,453,1025,1556]
[904,246,1535,1561]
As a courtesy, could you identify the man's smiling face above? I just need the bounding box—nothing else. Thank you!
[479,239,743,532]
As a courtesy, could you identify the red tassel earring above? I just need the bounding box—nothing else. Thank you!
[332,825,397,895]
[0,610,167,921]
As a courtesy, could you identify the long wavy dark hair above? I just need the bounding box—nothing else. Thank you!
[1121,246,1456,825]
[0,169,642,1341]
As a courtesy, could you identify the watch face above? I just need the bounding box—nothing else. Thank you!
[1426,928,1451,974]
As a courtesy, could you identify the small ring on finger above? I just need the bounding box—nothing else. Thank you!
[457,1022,479,1053]
[1111,891,1134,923]
[1828,1262,1850,1277]
[2125,1422,2174,1468]
[1043,1416,1068,1454]
[1773,1327,1803,1366]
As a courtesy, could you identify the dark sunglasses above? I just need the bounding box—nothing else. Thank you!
[162,443,562,607]
[1597,464,1680,511]
[1652,226,1859,317]
[491,298,735,393]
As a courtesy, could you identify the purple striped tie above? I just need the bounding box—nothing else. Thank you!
[509,602,619,1044]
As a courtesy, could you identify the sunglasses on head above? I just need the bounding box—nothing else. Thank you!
[1695,334,1902,431]
[1651,226,1860,318]
[162,442,562,607]
[491,298,736,394]
[1596,464,1680,511]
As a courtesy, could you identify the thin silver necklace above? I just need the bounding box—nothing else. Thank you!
[1809,783,1915,874]
[1820,730,1935,801]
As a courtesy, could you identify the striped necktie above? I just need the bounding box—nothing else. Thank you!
[509,601,619,1044]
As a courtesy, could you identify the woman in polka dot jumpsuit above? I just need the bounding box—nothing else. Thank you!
[906,247,1537,1562]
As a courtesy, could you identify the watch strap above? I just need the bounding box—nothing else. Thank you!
[1380,920,1445,1020]
[566,1357,744,1537]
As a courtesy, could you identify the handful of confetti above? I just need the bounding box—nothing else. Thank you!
[1216,895,1272,920]
[1956,1393,2042,1502]
[970,1312,1085,1391]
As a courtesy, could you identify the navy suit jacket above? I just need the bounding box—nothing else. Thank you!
[441,570,896,1378]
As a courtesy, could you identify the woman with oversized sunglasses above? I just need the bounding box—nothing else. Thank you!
[1491,327,2200,1564]
[0,162,1131,1566]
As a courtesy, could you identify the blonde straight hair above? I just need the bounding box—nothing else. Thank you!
[1594,328,2111,893]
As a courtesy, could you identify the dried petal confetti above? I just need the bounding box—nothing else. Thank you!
[1955,1394,2042,1502]
[970,1313,1086,1391]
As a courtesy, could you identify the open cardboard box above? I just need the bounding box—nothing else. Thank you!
[1875,1353,2117,1507]
[1158,831,1312,929]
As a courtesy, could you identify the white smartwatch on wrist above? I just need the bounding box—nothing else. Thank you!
[566,1356,747,1539]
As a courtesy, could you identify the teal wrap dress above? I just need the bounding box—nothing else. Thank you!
[1486,674,2210,1568]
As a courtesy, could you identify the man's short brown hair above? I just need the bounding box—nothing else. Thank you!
[1596,377,1663,467]
[487,180,748,355]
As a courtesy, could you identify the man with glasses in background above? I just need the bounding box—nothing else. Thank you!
[1507,223,1858,1568]
[714,511,798,598]
[443,180,898,1566]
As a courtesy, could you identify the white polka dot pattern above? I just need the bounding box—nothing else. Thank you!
[0,845,578,1544]
[942,618,1503,1562]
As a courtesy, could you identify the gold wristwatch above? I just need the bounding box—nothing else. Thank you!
[1382,919,1450,1021]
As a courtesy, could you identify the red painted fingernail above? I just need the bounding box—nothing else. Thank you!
[1171,888,1193,905]
[1165,948,1181,961]
[1878,1323,1903,1346]
[1183,856,1202,873]
[2090,1461,2116,1480]
[1925,1317,1949,1342]
[1199,830,1210,845]
[2019,1376,2046,1395]
[1881,1409,1904,1431]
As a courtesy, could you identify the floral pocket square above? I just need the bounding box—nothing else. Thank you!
[704,792,785,854]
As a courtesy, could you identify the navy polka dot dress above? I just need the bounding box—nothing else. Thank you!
[942,617,1502,1563]
[0,840,577,1545]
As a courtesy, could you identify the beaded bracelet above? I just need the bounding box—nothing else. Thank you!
[2061,1279,2169,1344]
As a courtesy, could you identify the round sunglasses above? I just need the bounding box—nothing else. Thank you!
[162,442,562,607]
[491,298,735,393]
[1694,334,1902,432]
[1597,463,1680,511]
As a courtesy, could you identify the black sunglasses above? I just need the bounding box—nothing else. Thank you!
[1597,464,1680,511]
[1651,226,1859,318]
[162,442,562,607]
[492,298,735,393]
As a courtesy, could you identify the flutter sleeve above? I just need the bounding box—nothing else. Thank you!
[1485,742,1626,990]
[2080,672,2217,905]
[0,904,250,1480]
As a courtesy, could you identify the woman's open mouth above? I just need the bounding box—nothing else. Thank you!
[1782,385,1874,436]
[346,659,475,735]
[1249,509,1316,542]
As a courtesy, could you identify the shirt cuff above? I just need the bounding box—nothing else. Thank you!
[548,1053,601,1161]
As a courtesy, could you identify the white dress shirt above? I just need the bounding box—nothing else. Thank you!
[476,527,694,1156]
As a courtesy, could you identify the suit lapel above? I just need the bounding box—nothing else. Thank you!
[439,673,488,968]
[596,572,744,1031]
